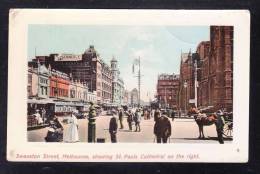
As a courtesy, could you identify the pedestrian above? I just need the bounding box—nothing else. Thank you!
[134,109,141,132]
[45,115,64,142]
[171,109,175,121]
[63,111,79,143]
[119,108,124,129]
[109,114,118,143]
[154,111,172,143]
[151,109,155,118]
[147,109,151,119]
[41,107,46,124]
[154,108,161,122]
[34,109,43,125]
[216,110,225,144]
[127,110,133,131]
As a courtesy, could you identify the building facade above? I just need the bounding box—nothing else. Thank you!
[27,66,38,98]
[156,73,180,109]
[178,52,196,112]
[101,60,113,104]
[197,26,233,111]
[27,62,50,99]
[34,45,111,104]
[49,69,70,100]
[123,90,131,105]
[110,57,125,105]
[69,79,89,102]
[196,41,211,108]
[130,88,139,107]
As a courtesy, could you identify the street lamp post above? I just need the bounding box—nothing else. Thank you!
[194,59,198,108]
[88,102,96,142]
[132,57,141,108]
[164,87,167,109]
[88,67,97,142]
[184,81,188,115]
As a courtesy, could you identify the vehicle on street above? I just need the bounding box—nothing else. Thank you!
[74,112,86,119]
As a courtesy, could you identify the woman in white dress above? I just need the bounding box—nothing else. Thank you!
[63,111,79,143]
[34,110,43,125]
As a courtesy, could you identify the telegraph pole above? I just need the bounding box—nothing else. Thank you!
[138,57,141,107]
[133,57,142,108]
[194,59,198,108]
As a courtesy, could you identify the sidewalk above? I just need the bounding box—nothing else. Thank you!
[27,115,231,144]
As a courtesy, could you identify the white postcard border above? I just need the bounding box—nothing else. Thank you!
[7,9,250,162]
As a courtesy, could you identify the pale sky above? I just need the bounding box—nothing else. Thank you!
[28,25,209,102]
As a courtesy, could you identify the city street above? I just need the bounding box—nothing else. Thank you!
[28,113,232,144]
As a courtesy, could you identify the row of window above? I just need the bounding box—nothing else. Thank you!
[158,81,179,86]
[102,75,112,84]
[51,87,68,97]
[102,82,112,92]
[40,86,48,96]
[157,95,177,100]
[70,89,95,101]
[40,77,48,85]
[158,89,178,94]
[102,91,112,99]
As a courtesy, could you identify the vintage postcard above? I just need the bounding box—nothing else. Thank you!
[7,9,250,162]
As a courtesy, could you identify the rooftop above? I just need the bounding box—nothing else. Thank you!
[181,52,191,63]
[158,73,180,80]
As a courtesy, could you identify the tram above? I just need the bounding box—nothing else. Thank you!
[27,98,87,129]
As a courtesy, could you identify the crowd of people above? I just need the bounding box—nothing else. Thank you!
[108,107,174,143]
[45,110,80,143]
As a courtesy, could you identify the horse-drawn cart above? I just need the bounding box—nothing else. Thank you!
[222,112,233,138]
[189,106,233,140]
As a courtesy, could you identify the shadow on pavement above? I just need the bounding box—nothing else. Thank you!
[174,137,233,141]
[118,129,135,132]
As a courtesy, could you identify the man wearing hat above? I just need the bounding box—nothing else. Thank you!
[216,109,225,144]
[154,110,172,143]
[134,109,142,132]
[118,108,124,129]
[109,114,118,143]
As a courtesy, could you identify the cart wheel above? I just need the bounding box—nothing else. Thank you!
[223,122,233,138]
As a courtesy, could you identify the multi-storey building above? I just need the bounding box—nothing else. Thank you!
[101,60,113,104]
[130,88,139,107]
[123,90,131,105]
[156,73,180,109]
[27,66,38,98]
[178,52,196,112]
[49,69,70,100]
[197,26,233,111]
[196,41,211,108]
[110,57,124,105]
[69,79,88,102]
[179,26,233,112]
[32,45,111,104]
[28,61,50,99]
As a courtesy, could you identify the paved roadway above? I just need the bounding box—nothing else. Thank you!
[27,113,232,144]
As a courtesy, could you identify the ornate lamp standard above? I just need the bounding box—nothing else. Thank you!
[184,81,188,115]
[88,101,96,142]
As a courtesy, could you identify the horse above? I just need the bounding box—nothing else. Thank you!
[188,107,224,143]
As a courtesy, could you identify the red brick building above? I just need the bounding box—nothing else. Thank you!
[197,26,233,111]
[178,52,195,112]
[196,41,211,107]
[49,69,70,99]
[34,45,108,104]
[156,73,180,109]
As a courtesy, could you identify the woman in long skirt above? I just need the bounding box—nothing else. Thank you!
[63,112,79,143]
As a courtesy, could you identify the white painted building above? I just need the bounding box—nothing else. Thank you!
[69,79,97,104]
[110,57,125,106]
[27,62,50,99]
